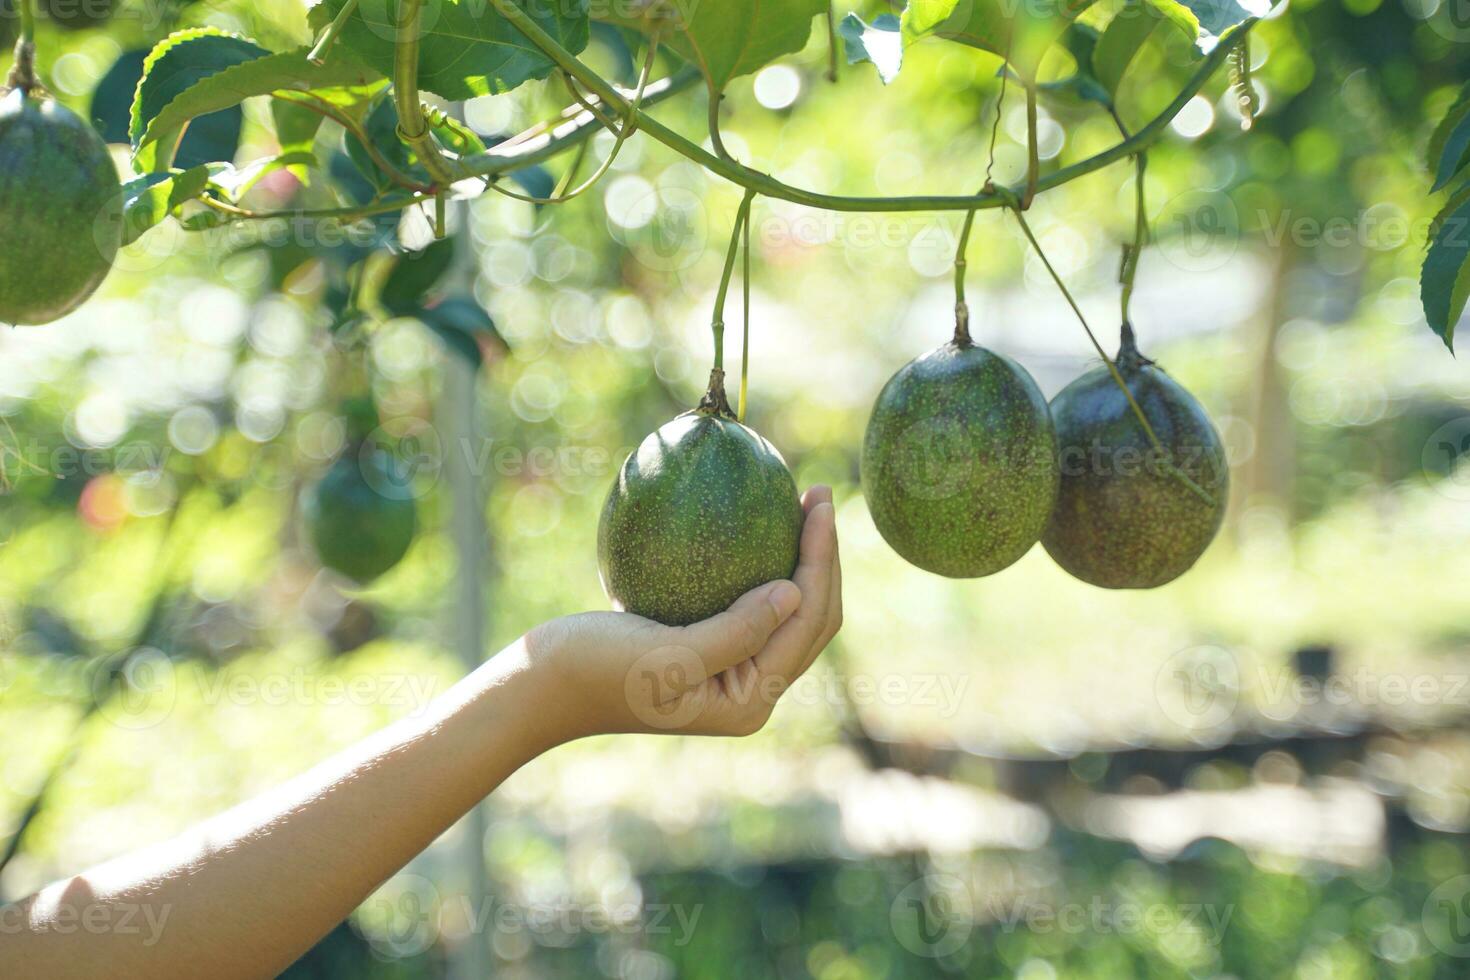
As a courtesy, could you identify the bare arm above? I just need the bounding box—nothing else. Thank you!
[0,487,841,980]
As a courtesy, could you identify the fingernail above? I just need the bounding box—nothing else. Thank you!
[768,580,801,619]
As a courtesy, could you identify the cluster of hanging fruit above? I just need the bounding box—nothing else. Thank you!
[600,313,1227,625]
[863,317,1228,589]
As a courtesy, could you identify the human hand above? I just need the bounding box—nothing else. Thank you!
[528,486,842,741]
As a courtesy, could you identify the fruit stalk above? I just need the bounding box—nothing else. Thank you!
[1021,79,1039,210]
[1118,137,1148,326]
[6,0,36,93]
[738,193,753,421]
[953,208,978,345]
[707,190,755,394]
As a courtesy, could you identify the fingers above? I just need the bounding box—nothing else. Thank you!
[680,578,802,676]
[754,487,839,681]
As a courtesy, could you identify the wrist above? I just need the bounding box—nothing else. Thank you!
[459,632,574,763]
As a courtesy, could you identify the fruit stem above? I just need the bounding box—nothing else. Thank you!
[6,0,37,94]
[711,189,755,376]
[308,0,359,66]
[953,208,978,346]
[738,195,753,422]
[697,368,736,418]
[1011,208,1217,508]
[1021,79,1040,210]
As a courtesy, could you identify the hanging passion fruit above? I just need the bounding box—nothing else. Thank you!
[0,74,121,325]
[861,316,1059,578]
[302,445,419,585]
[1042,327,1228,589]
[598,376,803,626]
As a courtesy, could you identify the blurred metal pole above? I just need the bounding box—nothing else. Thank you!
[441,155,494,980]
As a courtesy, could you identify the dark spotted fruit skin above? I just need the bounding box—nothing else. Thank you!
[1042,358,1228,589]
[599,412,803,626]
[862,340,1059,578]
[0,88,121,325]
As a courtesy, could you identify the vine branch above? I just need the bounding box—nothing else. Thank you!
[392,0,459,188]
[477,1,1257,216]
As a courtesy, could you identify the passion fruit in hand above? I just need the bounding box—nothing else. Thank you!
[598,398,803,627]
[0,85,121,325]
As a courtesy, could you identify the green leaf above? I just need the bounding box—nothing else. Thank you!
[1093,0,1164,97]
[598,0,827,92]
[117,166,213,245]
[1033,23,1112,106]
[382,237,458,316]
[1421,186,1470,352]
[902,0,1099,78]
[309,0,590,101]
[1153,0,1266,50]
[415,296,508,368]
[131,28,383,173]
[271,98,324,183]
[1430,97,1470,193]
[840,13,903,85]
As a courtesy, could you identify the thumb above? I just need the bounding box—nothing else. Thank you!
[682,580,802,674]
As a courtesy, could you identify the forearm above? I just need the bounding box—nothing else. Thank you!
[1,635,565,980]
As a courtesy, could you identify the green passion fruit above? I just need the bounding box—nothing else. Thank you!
[1042,333,1228,589]
[598,410,804,626]
[0,86,121,325]
[302,448,419,585]
[861,338,1059,578]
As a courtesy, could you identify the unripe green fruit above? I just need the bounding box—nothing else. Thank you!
[303,449,418,584]
[862,340,1059,578]
[0,87,121,325]
[598,411,803,626]
[1042,348,1228,589]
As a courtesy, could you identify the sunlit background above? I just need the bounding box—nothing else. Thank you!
[3,0,1470,976]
